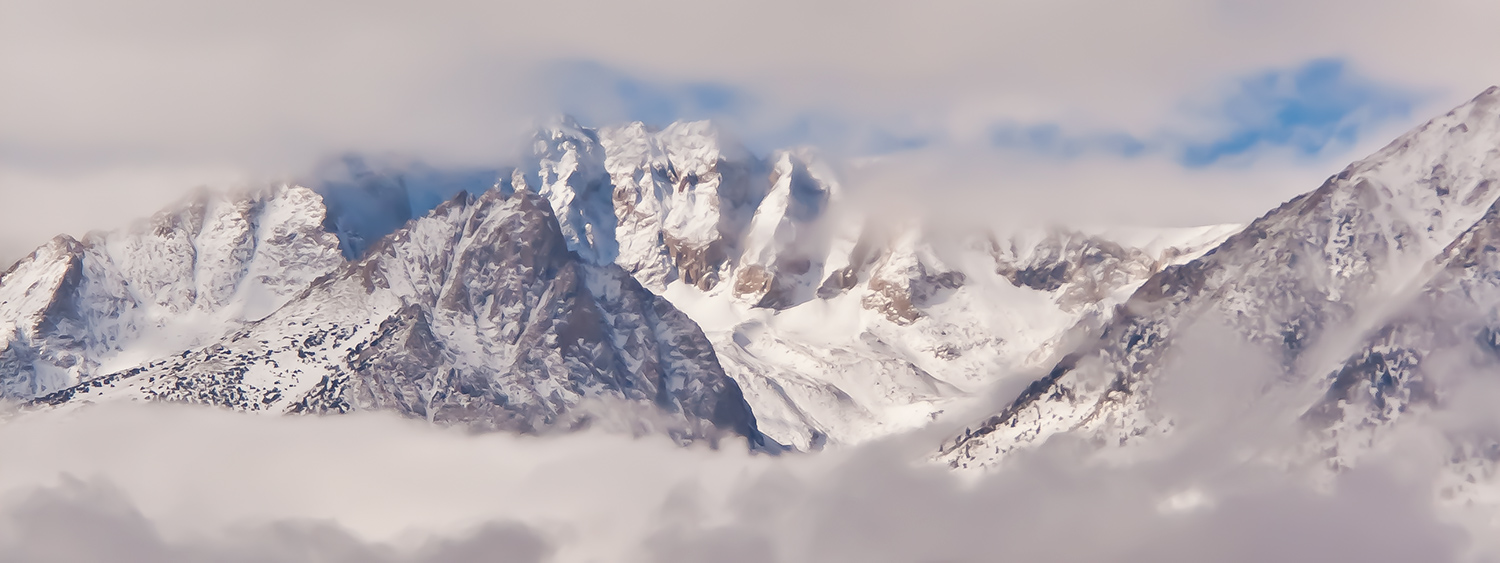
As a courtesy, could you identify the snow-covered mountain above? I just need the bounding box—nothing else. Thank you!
[939,86,1500,471]
[2,114,1236,450]
[506,118,1237,449]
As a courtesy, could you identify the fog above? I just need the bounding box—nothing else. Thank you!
[0,396,1481,563]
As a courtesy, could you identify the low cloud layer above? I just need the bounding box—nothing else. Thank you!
[0,479,551,563]
[0,401,1481,563]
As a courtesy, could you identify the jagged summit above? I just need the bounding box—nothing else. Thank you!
[939,86,1500,470]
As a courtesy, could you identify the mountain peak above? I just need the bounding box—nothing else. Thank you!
[30,179,772,449]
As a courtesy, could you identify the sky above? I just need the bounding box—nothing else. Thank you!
[3,0,1500,264]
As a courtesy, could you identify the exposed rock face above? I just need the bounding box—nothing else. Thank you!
[856,229,967,326]
[520,117,620,267]
[522,119,843,310]
[32,188,769,447]
[939,87,1500,470]
[990,229,1173,313]
[0,185,344,400]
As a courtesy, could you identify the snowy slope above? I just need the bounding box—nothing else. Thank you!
[666,222,1236,449]
[0,185,343,400]
[940,86,1500,470]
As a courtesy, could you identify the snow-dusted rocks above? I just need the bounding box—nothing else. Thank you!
[939,86,1500,470]
[661,221,1234,450]
[732,150,842,309]
[601,121,765,292]
[0,185,343,400]
[1306,190,1500,473]
[855,227,967,326]
[32,187,769,447]
[529,119,843,308]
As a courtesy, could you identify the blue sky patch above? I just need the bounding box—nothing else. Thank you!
[1180,58,1417,166]
[538,60,941,156]
[537,58,1418,167]
[981,58,1418,167]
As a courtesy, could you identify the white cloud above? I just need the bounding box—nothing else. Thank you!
[0,402,1479,562]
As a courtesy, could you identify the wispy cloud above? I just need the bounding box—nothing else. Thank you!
[534,60,936,156]
[539,61,753,131]
[0,403,1478,563]
[989,123,1149,159]
[535,57,1418,175]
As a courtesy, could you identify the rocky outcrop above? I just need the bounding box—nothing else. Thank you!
[857,230,966,325]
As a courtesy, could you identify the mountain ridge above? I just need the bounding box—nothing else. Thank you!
[2,115,1239,450]
[939,85,1500,470]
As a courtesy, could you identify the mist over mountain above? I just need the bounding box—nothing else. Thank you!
[11,0,1500,560]
[8,78,1500,563]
